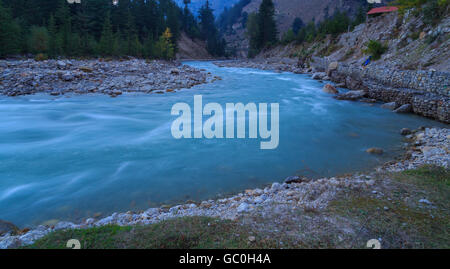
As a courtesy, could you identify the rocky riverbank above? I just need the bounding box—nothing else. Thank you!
[1,127,448,249]
[214,58,450,124]
[0,59,219,97]
[214,58,303,74]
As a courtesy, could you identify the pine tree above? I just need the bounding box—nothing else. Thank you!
[257,0,277,48]
[99,11,114,55]
[154,28,174,60]
[0,0,21,57]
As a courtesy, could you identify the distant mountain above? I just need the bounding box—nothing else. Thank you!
[174,0,242,16]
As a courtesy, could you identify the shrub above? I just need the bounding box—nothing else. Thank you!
[364,40,388,60]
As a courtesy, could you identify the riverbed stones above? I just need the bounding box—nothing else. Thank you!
[0,59,213,97]
[323,84,338,94]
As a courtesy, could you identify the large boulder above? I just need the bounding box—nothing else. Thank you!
[327,61,339,76]
[334,90,366,100]
[394,104,413,113]
[323,84,338,94]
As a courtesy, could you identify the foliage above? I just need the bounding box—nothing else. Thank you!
[0,0,226,58]
[364,40,388,60]
[199,0,226,56]
[246,0,277,57]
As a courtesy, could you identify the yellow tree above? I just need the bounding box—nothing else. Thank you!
[155,28,175,60]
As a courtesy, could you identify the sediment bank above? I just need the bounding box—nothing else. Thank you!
[0,59,218,97]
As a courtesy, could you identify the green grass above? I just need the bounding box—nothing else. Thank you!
[329,166,450,249]
[25,217,278,249]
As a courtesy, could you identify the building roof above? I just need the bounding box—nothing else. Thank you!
[367,6,399,15]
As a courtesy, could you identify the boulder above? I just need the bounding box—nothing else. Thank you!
[312,72,326,80]
[400,128,412,136]
[336,82,346,88]
[284,176,309,184]
[328,61,339,72]
[170,68,180,75]
[381,102,397,110]
[0,220,19,236]
[334,90,366,100]
[366,148,384,155]
[323,84,338,94]
[394,104,412,113]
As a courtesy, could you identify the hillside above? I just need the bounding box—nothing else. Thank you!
[221,0,382,57]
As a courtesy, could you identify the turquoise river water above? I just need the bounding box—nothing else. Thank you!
[0,61,445,227]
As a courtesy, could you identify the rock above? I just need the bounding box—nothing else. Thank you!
[0,220,19,236]
[56,61,67,69]
[419,199,432,205]
[419,31,426,40]
[79,66,93,73]
[284,176,309,184]
[334,90,366,100]
[323,84,338,94]
[54,222,76,231]
[271,182,282,191]
[328,61,338,72]
[170,68,180,75]
[394,104,412,113]
[381,102,398,110]
[248,236,256,242]
[336,82,346,88]
[312,72,326,80]
[366,148,384,155]
[237,203,249,213]
[401,128,412,136]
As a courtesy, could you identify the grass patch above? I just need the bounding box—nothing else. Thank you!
[24,217,278,249]
[329,166,450,249]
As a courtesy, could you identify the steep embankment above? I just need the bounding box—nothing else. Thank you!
[176,32,213,60]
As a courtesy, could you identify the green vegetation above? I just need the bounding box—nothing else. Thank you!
[25,217,280,249]
[247,0,278,57]
[364,40,388,60]
[394,0,449,25]
[0,0,226,59]
[330,165,450,249]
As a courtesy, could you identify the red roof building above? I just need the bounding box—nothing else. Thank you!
[367,6,399,15]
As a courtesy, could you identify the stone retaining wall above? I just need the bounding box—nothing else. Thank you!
[322,60,450,123]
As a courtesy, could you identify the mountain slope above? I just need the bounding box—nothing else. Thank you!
[222,0,387,57]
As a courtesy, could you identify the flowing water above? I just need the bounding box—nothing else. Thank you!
[0,61,444,227]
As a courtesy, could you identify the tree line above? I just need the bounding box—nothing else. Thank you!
[0,0,226,59]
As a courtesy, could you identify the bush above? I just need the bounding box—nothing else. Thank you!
[364,40,388,60]
[34,53,48,61]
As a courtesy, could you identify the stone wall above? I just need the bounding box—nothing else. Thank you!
[326,63,450,123]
